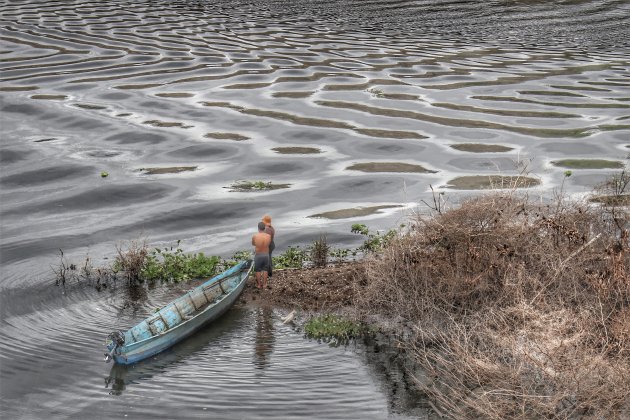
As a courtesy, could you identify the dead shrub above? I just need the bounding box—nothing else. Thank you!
[353,190,630,418]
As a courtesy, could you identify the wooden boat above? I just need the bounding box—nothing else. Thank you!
[105,259,253,365]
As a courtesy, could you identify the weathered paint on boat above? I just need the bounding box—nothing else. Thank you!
[106,260,253,365]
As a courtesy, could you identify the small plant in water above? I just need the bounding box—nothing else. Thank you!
[305,314,370,346]
[141,240,221,282]
[228,180,290,191]
[273,246,309,269]
[351,224,396,253]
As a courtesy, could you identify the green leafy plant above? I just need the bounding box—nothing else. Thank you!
[304,314,371,346]
[351,224,396,253]
[141,241,221,282]
[273,246,309,269]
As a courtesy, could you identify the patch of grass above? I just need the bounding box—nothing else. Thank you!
[140,243,221,283]
[346,162,436,173]
[227,180,291,192]
[305,314,370,344]
[273,246,309,269]
[551,159,624,169]
[352,223,397,253]
[446,175,541,190]
[450,143,514,153]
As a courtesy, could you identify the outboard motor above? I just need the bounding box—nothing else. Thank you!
[104,331,125,363]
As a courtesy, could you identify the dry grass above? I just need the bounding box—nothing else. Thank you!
[353,191,629,418]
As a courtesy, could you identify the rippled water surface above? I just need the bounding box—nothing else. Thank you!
[1,0,629,418]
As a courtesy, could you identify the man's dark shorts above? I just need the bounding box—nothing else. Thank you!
[254,254,270,272]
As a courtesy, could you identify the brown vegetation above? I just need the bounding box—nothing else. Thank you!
[351,190,629,418]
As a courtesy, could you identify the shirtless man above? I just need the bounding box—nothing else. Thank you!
[252,221,272,289]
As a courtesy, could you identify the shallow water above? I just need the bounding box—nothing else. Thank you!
[1,0,629,418]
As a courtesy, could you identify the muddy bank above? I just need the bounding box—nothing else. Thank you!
[240,262,361,312]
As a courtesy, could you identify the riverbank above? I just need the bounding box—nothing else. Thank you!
[240,262,361,312]
[244,182,630,419]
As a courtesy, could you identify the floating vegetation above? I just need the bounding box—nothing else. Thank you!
[551,159,624,169]
[100,171,109,178]
[346,162,436,173]
[204,132,249,141]
[589,195,630,206]
[30,94,67,100]
[227,180,291,192]
[143,120,193,128]
[305,314,370,344]
[272,91,314,98]
[138,166,197,175]
[155,92,194,98]
[0,85,39,92]
[446,175,541,190]
[140,245,221,283]
[450,143,514,153]
[74,103,107,110]
[272,147,321,154]
[309,205,401,220]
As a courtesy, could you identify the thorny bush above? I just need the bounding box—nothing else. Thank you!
[353,187,629,419]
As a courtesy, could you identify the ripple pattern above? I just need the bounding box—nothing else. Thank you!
[0,2,629,417]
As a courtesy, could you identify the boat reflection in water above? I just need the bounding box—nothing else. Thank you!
[105,305,247,396]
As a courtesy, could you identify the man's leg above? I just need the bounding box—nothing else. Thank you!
[255,271,262,288]
[262,271,268,289]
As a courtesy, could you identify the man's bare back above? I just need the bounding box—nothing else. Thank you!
[252,232,271,254]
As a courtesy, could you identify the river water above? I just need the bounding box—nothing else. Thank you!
[1,0,629,418]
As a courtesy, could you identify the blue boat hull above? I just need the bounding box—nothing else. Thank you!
[106,260,252,365]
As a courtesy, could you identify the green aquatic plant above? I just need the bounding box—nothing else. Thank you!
[273,246,309,269]
[351,224,396,253]
[305,314,370,345]
[141,241,221,283]
[227,180,291,191]
[101,171,109,178]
